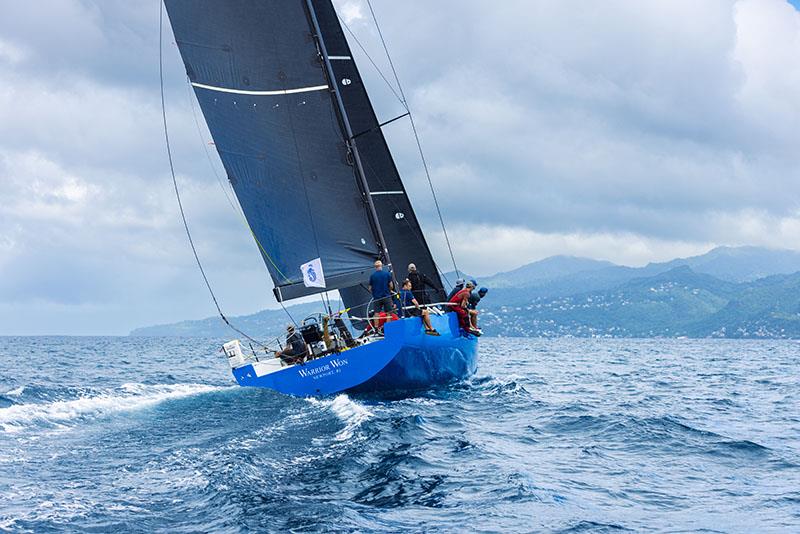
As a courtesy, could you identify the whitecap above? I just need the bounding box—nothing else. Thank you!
[307,394,373,441]
[0,383,224,433]
[4,385,25,397]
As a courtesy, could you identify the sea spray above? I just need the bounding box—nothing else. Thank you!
[307,394,373,441]
[0,383,224,433]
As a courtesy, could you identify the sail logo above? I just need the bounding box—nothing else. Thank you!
[301,257,326,289]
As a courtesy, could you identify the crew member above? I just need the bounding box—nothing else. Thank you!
[399,279,439,335]
[368,260,395,333]
[274,324,308,364]
[449,281,480,335]
[447,278,465,301]
[468,287,488,330]
[407,263,438,305]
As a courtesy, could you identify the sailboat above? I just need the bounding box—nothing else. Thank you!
[163,0,478,396]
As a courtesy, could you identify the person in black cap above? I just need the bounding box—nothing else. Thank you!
[274,324,308,364]
[407,263,438,305]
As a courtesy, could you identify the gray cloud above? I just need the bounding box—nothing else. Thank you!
[0,0,799,334]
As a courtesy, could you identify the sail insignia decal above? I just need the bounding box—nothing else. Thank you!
[191,82,329,96]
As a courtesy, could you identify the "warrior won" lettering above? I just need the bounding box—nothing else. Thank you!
[297,358,349,379]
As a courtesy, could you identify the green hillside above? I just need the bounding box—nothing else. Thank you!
[130,247,800,339]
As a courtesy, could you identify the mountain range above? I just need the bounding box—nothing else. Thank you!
[130,246,800,339]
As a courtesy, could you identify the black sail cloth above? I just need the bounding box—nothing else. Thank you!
[165,0,446,306]
[310,0,447,312]
[165,0,379,301]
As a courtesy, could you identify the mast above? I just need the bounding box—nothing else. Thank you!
[304,0,396,283]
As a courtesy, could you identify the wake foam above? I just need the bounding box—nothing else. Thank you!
[0,383,222,433]
[307,394,372,441]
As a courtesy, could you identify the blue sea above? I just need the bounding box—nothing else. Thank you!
[1,337,799,533]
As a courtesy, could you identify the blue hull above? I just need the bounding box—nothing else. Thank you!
[348,313,478,393]
[231,312,478,397]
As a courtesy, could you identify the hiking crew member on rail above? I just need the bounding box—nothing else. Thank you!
[369,260,395,333]
[447,278,465,301]
[449,281,480,335]
[468,287,488,331]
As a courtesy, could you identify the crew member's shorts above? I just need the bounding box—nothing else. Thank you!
[373,297,395,314]
[405,307,421,317]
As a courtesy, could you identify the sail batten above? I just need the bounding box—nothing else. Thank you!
[190,82,330,96]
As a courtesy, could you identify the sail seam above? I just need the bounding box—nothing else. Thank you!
[191,82,329,96]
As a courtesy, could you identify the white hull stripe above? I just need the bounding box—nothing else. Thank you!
[370,191,404,196]
[191,82,329,96]
[328,55,352,60]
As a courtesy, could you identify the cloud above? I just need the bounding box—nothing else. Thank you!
[430,224,714,275]
[0,0,799,333]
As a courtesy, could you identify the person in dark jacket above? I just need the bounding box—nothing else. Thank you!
[274,325,308,364]
[407,263,438,304]
[468,287,488,310]
[447,278,465,302]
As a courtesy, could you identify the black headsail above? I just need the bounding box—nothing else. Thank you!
[164,0,446,306]
[310,0,447,307]
[164,0,381,301]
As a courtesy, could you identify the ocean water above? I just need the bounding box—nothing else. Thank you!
[0,337,799,533]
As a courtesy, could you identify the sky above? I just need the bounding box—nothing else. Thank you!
[1,0,799,335]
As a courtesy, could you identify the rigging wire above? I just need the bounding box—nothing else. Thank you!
[186,76,295,290]
[337,5,461,285]
[177,21,298,326]
[159,1,278,351]
[336,16,454,288]
[365,0,462,281]
[185,79,239,213]
[336,13,405,106]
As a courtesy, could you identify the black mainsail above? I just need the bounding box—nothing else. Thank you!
[164,0,446,305]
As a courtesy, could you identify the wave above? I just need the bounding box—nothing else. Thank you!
[0,382,224,433]
[4,386,25,397]
[307,394,372,441]
[467,374,532,398]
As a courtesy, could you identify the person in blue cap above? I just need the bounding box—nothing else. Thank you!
[468,287,488,310]
[467,287,488,331]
